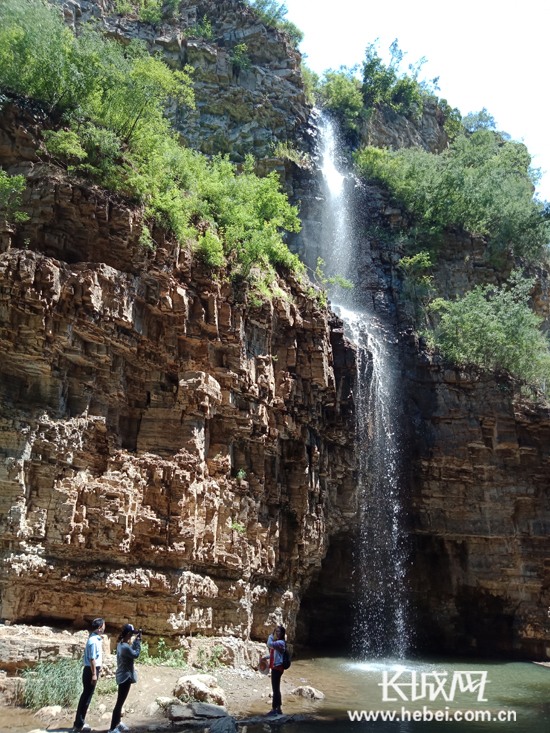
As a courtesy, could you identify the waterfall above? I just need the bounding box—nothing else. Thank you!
[318,115,409,658]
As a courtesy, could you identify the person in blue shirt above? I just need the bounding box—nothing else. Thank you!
[266,625,286,716]
[108,623,142,733]
[73,618,105,732]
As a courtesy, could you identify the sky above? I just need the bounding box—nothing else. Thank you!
[283,0,550,201]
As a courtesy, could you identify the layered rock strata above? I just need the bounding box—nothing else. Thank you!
[0,100,357,642]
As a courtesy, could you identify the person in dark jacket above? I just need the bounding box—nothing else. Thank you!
[73,618,105,732]
[107,624,141,733]
[266,625,286,716]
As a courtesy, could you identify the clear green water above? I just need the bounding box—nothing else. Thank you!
[245,656,550,732]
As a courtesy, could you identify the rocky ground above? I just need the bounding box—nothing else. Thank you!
[2,658,328,732]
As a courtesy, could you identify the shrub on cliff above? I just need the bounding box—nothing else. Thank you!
[0,0,303,287]
[429,271,550,389]
[246,0,304,48]
[355,130,550,260]
[318,40,459,140]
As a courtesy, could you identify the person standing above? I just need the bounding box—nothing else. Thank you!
[108,624,141,733]
[73,617,105,732]
[266,625,286,716]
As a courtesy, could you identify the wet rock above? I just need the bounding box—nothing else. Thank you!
[291,685,325,700]
[208,716,238,733]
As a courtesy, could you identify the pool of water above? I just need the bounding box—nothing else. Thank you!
[245,655,550,731]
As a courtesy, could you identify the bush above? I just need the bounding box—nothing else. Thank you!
[229,43,252,73]
[301,62,319,106]
[138,638,187,668]
[21,658,82,710]
[246,0,304,48]
[188,15,214,40]
[317,67,365,138]
[362,40,424,117]
[0,0,303,287]
[0,168,29,222]
[355,130,550,260]
[430,271,550,388]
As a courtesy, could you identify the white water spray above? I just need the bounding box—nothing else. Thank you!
[319,116,409,657]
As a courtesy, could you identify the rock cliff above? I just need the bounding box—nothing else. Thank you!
[0,99,356,642]
[59,0,309,161]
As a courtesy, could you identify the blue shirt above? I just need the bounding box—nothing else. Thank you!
[83,633,103,668]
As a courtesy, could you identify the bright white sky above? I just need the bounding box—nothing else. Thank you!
[284,0,550,201]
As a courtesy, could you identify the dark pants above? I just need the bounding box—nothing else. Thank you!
[271,668,283,710]
[110,678,132,731]
[74,665,101,729]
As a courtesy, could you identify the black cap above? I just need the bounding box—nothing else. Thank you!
[121,623,135,635]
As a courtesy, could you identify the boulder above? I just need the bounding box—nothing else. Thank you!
[208,716,238,733]
[35,705,62,720]
[168,701,228,721]
[173,673,226,706]
[168,704,196,721]
[190,701,228,718]
[291,685,325,700]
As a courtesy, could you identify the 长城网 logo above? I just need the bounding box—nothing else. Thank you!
[379,670,490,702]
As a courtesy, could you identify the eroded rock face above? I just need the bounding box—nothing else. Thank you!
[0,102,357,641]
[56,0,309,160]
[404,357,550,658]
[361,100,449,154]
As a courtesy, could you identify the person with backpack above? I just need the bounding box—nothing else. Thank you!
[73,618,105,732]
[266,625,290,716]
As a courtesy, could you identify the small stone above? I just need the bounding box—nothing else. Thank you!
[291,685,325,700]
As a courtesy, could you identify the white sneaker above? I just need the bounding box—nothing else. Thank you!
[107,728,120,733]
[118,725,130,732]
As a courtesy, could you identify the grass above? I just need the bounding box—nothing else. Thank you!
[20,657,82,710]
[138,638,188,669]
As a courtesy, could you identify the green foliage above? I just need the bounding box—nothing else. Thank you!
[230,43,252,73]
[113,0,163,23]
[0,0,194,128]
[97,676,119,695]
[310,257,353,293]
[138,638,187,668]
[188,15,214,40]
[398,251,434,320]
[462,107,497,132]
[43,129,87,163]
[209,644,225,667]
[362,40,423,117]
[437,98,462,139]
[236,468,247,480]
[355,130,550,260]
[246,0,304,48]
[430,271,550,388]
[273,141,310,167]
[317,67,365,137]
[231,520,246,533]
[21,658,82,709]
[0,168,28,223]
[196,229,225,268]
[301,62,319,106]
[1,0,302,283]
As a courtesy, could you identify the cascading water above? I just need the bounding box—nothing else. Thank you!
[318,115,409,658]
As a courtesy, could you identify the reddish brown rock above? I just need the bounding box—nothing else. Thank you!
[0,102,357,644]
